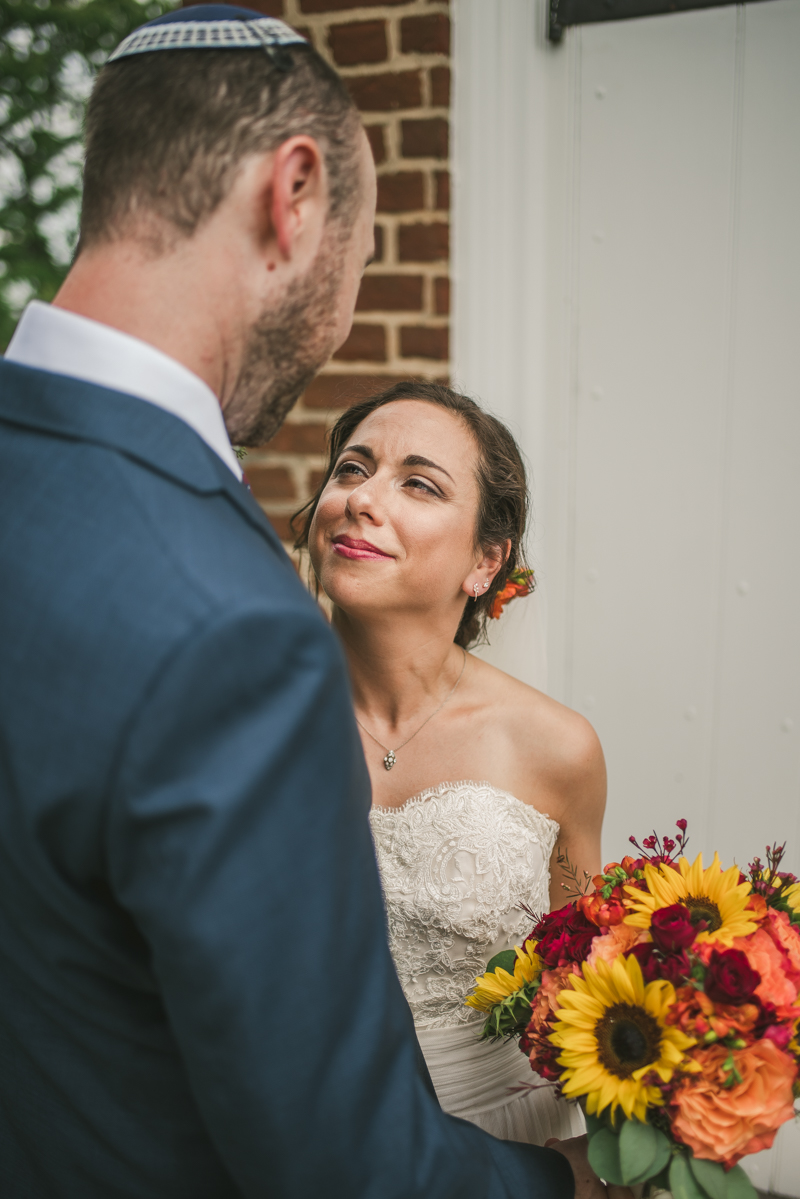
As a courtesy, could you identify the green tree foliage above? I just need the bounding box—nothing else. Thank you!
[0,0,175,349]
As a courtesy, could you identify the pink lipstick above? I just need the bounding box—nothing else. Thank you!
[332,535,393,561]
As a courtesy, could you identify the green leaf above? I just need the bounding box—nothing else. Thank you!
[670,1154,709,1199]
[587,1128,625,1186]
[619,1119,658,1183]
[692,1157,756,1199]
[689,1157,728,1199]
[723,1165,758,1199]
[478,978,538,1041]
[629,1126,670,1184]
[486,949,517,975]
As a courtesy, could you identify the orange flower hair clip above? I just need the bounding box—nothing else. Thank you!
[489,568,535,619]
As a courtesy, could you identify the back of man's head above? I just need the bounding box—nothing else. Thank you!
[81,34,362,249]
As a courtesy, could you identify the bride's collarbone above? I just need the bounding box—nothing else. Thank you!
[367,757,542,813]
[359,666,579,813]
[364,738,507,810]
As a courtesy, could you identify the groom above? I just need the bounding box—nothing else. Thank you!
[0,9,616,1198]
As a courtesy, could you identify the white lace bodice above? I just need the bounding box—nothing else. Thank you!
[369,780,559,1029]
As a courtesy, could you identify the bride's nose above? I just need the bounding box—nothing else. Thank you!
[345,476,384,523]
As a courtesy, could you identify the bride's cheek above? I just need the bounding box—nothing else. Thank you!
[319,487,345,522]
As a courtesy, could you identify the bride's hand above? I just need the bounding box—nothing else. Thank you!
[544,1136,637,1199]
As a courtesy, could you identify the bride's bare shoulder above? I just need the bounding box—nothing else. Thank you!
[467,655,605,796]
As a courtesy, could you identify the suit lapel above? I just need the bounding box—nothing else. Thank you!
[0,359,284,553]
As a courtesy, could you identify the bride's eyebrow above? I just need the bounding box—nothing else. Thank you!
[403,454,454,483]
[336,445,454,484]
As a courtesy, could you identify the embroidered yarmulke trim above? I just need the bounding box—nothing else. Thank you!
[107,18,307,63]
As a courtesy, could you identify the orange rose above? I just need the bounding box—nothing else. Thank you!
[766,909,800,985]
[586,922,643,970]
[729,927,798,1007]
[671,1040,796,1166]
[526,964,578,1035]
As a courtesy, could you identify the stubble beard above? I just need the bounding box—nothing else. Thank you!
[223,231,348,448]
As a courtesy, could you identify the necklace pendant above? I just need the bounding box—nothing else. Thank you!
[383,750,396,771]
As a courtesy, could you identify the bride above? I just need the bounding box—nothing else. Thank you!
[294,380,605,1145]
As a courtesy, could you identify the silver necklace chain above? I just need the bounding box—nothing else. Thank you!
[355,647,468,771]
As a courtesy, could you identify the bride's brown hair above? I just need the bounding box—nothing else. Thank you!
[292,380,532,649]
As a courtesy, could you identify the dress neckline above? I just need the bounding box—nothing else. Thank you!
[370,778,560,834]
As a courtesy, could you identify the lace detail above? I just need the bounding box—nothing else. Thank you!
[369,780,559,1029]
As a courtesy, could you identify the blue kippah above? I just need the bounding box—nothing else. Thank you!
[107,5,307,64]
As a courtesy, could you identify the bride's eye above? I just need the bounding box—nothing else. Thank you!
[405,476,439,496]
[334,460,368,480]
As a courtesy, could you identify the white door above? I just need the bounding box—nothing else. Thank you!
[453,2,800,1191]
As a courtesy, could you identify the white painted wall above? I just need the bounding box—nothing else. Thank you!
[453,2,800,1191]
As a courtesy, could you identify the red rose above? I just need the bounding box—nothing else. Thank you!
[631,943,691,986]
[528,1034,563,1081]
[536,928,571,968]
[529,905,573,966]
[631,943,658,981]
[567,924,598,962]
[533,904,597,967]
[705,948,761,1006]
[538,1057,563,1082]
[530,904,573,941]
[650,904,696,953]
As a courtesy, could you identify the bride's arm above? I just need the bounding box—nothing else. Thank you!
[545,716,606,912]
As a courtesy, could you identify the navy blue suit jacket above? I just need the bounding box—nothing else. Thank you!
[0,360,574,1198]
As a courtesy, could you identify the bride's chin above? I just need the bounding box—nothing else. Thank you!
[324,580,397,622]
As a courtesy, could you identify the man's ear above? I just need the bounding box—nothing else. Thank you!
[461,540,511,599]
[264,135,326,261]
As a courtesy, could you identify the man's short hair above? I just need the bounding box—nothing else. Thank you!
[80,44,362,248]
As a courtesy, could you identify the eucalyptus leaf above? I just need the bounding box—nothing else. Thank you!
[689,1157,728,1199]
[670,1154,709,1199]
[486,949,517,976]
[619,1119,658,1183]
[723,1165,757,1199]
[628,1127,670,1185]
[587,1128,625,1186]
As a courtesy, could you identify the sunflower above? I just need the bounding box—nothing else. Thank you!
[624,852,756,947]
[550,953,697,1122]
[466,942,541,1013]
[785,882,800,916]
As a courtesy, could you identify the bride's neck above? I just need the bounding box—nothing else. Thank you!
[333,608,465,730]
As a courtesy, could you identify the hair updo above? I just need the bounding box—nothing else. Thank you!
[292,380,532,649]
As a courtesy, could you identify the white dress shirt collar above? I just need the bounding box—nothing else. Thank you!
[5,301,242,478]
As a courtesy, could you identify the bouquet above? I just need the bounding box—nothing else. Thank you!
[465,823,800,1197]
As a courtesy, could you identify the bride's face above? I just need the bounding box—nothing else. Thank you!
[309,399,487,623]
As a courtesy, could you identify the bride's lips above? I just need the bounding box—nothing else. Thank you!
[332,535,393,561]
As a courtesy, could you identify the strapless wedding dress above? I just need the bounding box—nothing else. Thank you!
[370,779,585,1144]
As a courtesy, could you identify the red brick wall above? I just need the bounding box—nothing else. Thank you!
[214,0,452,544]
